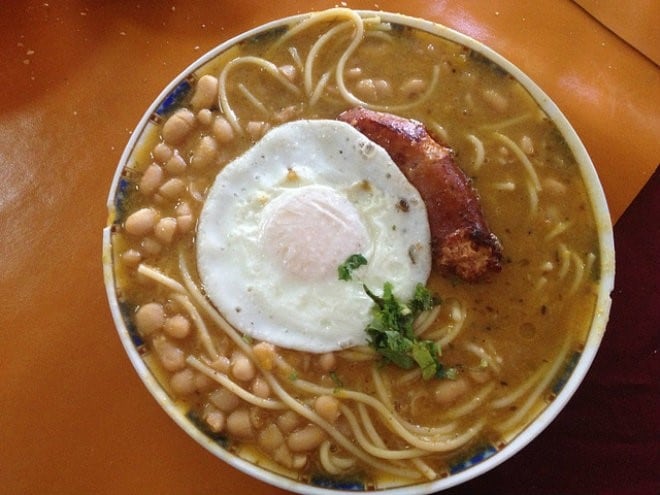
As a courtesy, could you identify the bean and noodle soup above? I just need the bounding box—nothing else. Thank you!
[106,8,608,490]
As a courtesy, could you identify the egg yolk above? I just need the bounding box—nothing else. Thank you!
[259,185,369,281]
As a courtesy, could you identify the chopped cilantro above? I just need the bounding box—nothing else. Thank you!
[411,340,439,380]
[329,371,344,389]
[364,282,452,380]
[338,254,368,281]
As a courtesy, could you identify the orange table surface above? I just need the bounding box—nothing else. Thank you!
[1,1,658,494]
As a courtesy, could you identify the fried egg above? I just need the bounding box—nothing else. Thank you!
[196,119,431,353]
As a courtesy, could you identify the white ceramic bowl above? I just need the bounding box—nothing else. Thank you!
[103,9,615,494]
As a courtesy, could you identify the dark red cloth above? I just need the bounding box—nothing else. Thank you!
[443,167,660,495]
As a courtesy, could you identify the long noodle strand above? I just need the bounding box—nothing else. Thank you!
[494,132,541,191]
[370,368,459,437]
[557,243,571,280]
[171,293,218,360]
[443,383,496,420]
[340,405,428,460]
[304,21,354,97]
[463,342,502,374]
[319,440,356,474]
[491,360,550,409]
[187,356,286,410]
[568,252,586,295]
[268,8,369,51]
[357,402,388,448]
[545,221,571,242]
[413,305,442,337]
[179,254,255,358]
[481,113,531,131]
[218,56,301,133]
[137,263,186,293]
[466,134,485,171]
[496,339,570,433]
[237,83,269,115]
[432,299,466,348]
[526,178,539,218]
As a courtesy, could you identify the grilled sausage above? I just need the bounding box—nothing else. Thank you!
[338,107,502,282]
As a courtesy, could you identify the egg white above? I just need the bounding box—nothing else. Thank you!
[196,119,431,353]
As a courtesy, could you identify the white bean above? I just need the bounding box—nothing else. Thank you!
[355,78,377,100]
[226,409,254,438]
[140,237,161,256]
[212,116,234,143]
[124,207,158,236]
[191,135,218,169]
[316,352,336,373]
[205,409,225,433]
[121,248,142,266]
[152,142,173,164]
[163,314,191,339]
[246,121,269,140]
[251,377,271,399]
[194,372,214,392]
[277,411,300,434]
[175,201,194,234]
[170,368,196,396]
[209,355,231,374]
[258,423,285,451]
[543,177,568,195]
[190,74,218,111]
[355,78,392,101]
[434,378,469,405]
[250,407,266,430]
[176,214,194,234]
[273,444,294,468]
[231,352,256,382]
[164,152,187,176]
[196,108,213,126]
[520,135,534,155]
[287,424,326,452]
[152,335,185,372]
[209,388,241,412]
[345,67,362,79]
[482,89,508,112]
[314,395,339,423]
[274,104,301,123]
[162,108,196,144]
[158,177,186,200]
[373,78,392,98]
[139,163,164,196]
[291,454,308,470]
[400,78,426,98]
[154,217,177,244]
[134,302,164,335]
[175,201,191,216]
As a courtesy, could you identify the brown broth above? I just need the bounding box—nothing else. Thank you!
[110,12,600,487]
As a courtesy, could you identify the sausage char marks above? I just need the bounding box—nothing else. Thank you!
[338,107,503,282]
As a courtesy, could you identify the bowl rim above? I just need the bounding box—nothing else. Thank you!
[103,8,615,494]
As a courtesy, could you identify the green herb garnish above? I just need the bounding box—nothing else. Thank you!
[338,253,368,281]
[329,371,344,389]
[364,282,453,380]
